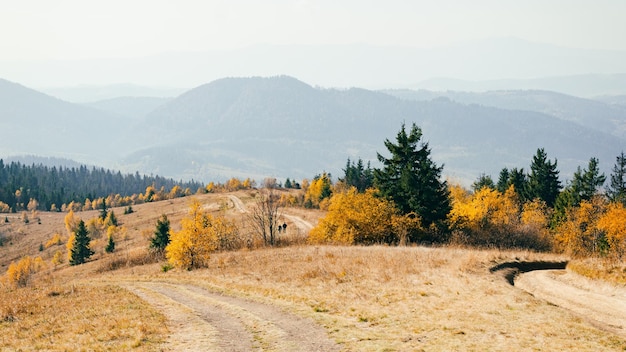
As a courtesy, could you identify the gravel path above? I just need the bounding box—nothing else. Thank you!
[123,281,339,351]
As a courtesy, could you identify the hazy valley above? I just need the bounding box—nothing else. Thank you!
[2,75,626,186]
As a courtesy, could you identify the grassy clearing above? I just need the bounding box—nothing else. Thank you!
[0,281,167,351]
[114,245,626,351]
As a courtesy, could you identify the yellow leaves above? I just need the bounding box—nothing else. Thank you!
[449,185,518,231]
[45,233,64,249]
[304,173,333,209]
[554,196,607,257]
[448,184,551,250]
[309,188,421,245]
[166,199,239,270]
[0,201,10,213]
[5,256,45,288]
[597,202,626,258]
[66,233,76,262]
[64,210,80,235]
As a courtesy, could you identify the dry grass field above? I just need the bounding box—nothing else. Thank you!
[1,191,625,351]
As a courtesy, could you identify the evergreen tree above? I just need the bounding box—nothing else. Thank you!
[284,178,293,189]
[342,158,374,192]
[150,214,171,253]
[105,234,115,253]
[69,220,94,266]
[496,168,510,193]
[607,151,626,205]
[472,173,495,192]
[570,157,606,204]
[99,198,108,221]
[527,148,561,207]
[374,123,450,234]
[107,210,118,226]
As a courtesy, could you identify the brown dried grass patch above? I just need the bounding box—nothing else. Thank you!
[0,283,167,351]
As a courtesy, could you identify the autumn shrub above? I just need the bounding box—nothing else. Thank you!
[554,196,607,257]
[309,188,422,245]
[5,256,45,288]
[166,199,240,270]
[448,185,552,251]
[596,202,626,259]
[45,232,64,249]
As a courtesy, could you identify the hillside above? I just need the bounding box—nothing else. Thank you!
[86,96,172,119]
[384,89,626,139]
[133,76,625,183]
[1,193,624,350]
[2,76,626,184]
[0,79,130,166]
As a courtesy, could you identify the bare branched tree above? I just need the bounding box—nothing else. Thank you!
[249,188,282,246]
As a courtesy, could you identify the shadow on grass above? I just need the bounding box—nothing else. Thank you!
[490,261,568,285]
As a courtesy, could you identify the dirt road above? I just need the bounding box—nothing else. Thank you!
[515,270,626,337]
[123,281,339,351]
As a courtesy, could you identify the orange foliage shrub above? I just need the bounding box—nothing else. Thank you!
[448,185,551,250]
[554,196,607,257]
[309,188,422,245]
[596,202,626,259]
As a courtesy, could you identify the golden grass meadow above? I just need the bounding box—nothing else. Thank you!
[1,191,625,351]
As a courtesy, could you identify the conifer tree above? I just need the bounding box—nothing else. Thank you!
[105,233,115,253]
[150,214,171,253]
[607,151,626,205]
[374,123,450,234]
[570,157,606,204]
[99,198,108,221]
[69,220,94,265]
[527,148,561,207]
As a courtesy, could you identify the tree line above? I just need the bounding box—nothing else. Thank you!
[308,123,626,260]
[0,160,203,212]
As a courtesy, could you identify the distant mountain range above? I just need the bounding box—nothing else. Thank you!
[1,76,625,186]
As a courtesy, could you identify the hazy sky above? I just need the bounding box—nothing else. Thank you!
[2,0,626,61]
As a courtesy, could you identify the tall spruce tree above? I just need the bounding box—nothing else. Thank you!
[150,214,171,253]
[374,123,450,234]
[527,148,561,207]
[342,158,374,192]
[69,220,94,265]
[607,151,626,205]
[570,157,606,203]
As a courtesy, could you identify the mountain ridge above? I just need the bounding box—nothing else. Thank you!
[1,76,625,185]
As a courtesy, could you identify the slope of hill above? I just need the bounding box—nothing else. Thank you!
[2,76,625,184]
[414,73,626,98]
[0,79,130,166]
[1,193,624,350]
[86,96,172,119]
[132,76,625,183]
[384,89,626,139]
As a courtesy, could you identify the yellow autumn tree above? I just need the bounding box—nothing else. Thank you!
[596,202,626,259]
[554,196,607,257]
[6,256,45,287]
[166,200,239,270]
[309,188,422,245]
[448,185,551,250]
[64,210,80,235]
[304,173,333,209]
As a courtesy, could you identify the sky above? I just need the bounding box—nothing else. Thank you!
[1,0,626,88]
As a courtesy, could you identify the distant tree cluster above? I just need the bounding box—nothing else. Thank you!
[0,160,202,212]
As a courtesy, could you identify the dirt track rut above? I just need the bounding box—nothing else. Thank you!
[123,281,338,351]
[515,270,626,337]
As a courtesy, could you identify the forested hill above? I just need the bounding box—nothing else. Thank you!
[0,160,202,212]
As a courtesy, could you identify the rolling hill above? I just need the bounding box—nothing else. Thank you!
[1,76,625,185]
